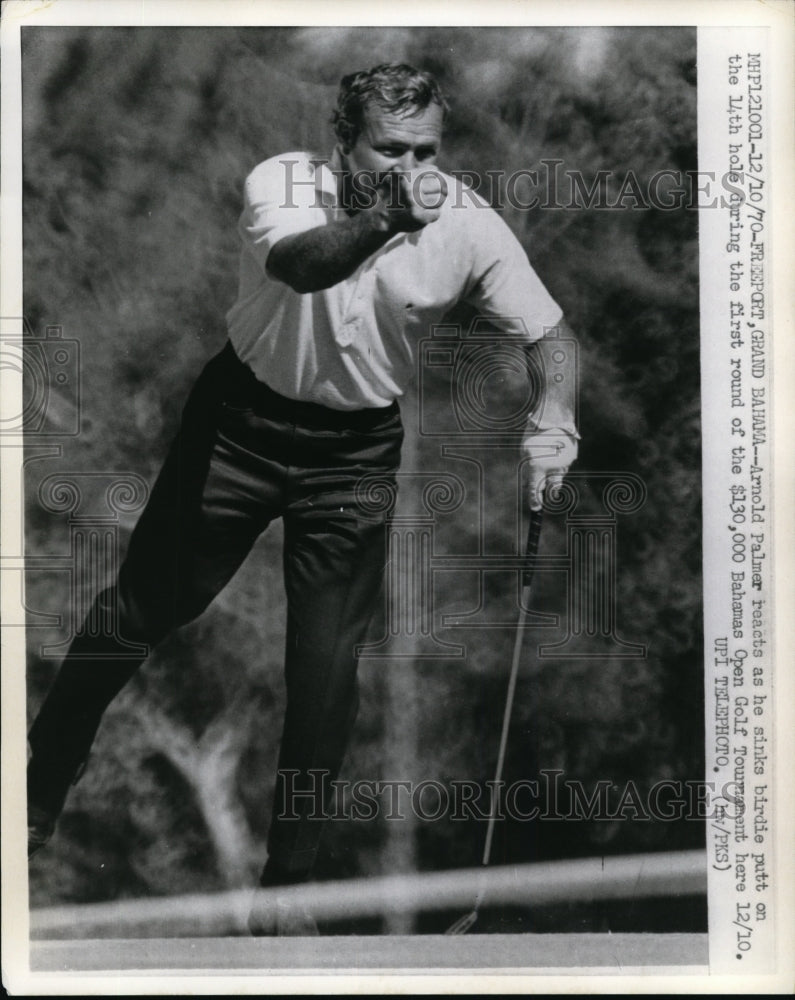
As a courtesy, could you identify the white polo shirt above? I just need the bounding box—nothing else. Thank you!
[226,148,563,411]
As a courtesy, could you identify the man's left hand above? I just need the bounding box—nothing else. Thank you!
[521,429,578,510]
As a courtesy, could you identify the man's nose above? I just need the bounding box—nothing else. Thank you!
[396,151,418,172]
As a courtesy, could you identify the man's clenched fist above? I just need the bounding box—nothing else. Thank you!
[376,169,448,233]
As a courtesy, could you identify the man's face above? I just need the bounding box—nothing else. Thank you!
[343,101,444,183]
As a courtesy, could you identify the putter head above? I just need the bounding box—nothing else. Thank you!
[444,910,478,935]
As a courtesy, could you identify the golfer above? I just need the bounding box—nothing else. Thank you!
[27,63,578,933]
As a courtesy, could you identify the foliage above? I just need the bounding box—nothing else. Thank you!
[24,26,701,929]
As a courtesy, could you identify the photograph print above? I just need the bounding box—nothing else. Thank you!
[14,23,709,973]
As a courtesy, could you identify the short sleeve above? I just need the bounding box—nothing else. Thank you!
[462,205,563,342]
[239,153,328,272]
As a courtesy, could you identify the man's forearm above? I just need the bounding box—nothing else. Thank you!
[266,213,394,294]
[524,318,579,436]
[266,170,446,294]
[522,318,579,508]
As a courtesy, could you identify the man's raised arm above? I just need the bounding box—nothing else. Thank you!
[268,171,446,294]
[266,210,392,294]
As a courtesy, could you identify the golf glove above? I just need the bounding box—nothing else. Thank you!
[521,427,579,510]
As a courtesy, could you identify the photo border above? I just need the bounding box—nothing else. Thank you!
[2,0,793,994]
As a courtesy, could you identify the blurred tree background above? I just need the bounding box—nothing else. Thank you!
[23,26,703,932]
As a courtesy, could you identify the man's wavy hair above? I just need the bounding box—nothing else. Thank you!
[332,63,449,150]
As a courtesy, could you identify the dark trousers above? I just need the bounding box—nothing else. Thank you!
[28,342,403,876]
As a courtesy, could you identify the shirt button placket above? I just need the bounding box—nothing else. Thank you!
[340,271,368,347]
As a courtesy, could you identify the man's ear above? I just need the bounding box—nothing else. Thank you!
[336,119,356,154]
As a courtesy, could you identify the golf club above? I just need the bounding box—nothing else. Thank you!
[445,505,545,934]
